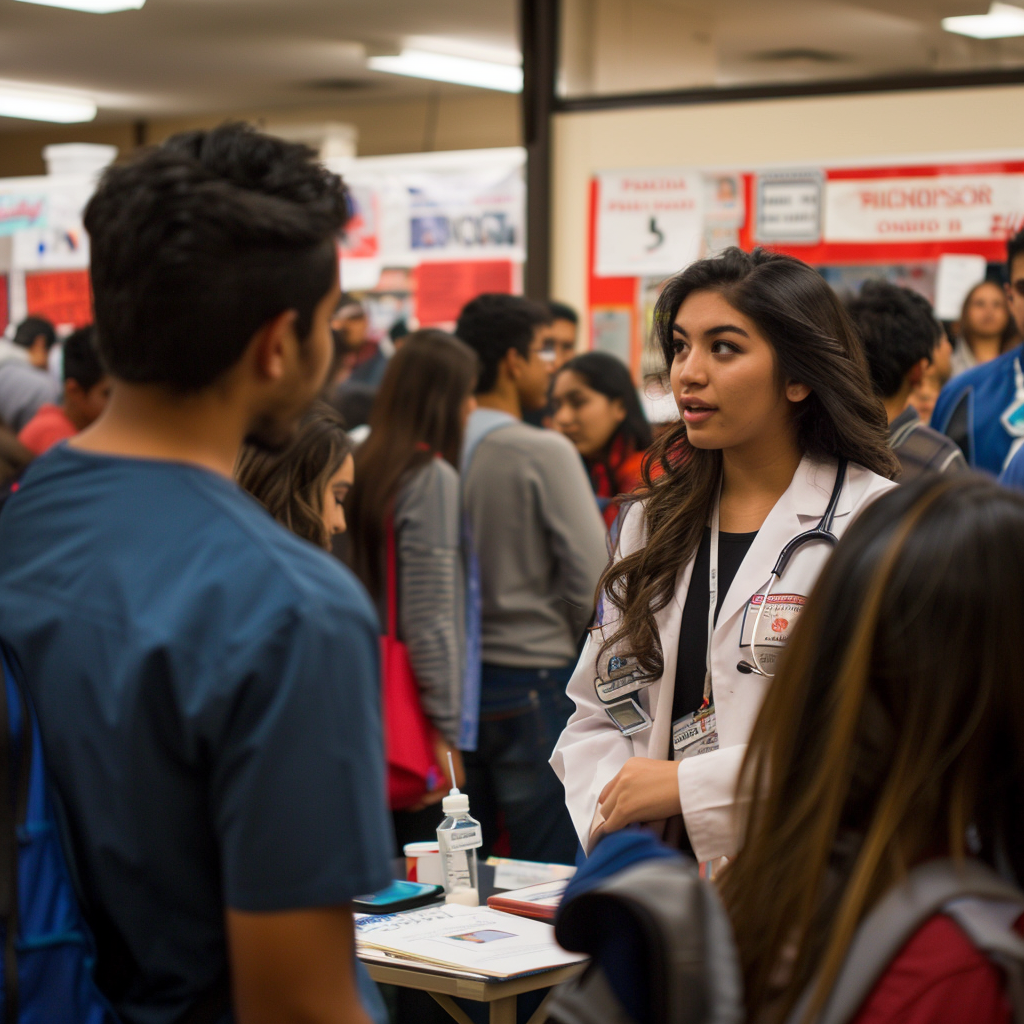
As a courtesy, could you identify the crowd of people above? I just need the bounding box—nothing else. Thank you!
[0,122,1022,1024]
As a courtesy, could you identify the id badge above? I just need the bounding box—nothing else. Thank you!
[1002,397,1024,437]
[739,592,806,675]
[672,706,718,761]
[604,697,653,737]
[592,625,650,703]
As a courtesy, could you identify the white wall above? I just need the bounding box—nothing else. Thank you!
[552,84,1024,346]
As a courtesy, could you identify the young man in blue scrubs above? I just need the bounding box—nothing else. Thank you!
[932,229,1024,475]
[0,125,392,1024]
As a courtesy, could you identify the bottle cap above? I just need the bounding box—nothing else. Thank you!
[443,791,469,814]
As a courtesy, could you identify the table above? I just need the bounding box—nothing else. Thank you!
[363,959,587,1024]
[361,859,585,1024]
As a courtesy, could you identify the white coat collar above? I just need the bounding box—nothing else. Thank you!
[713,454,846,632]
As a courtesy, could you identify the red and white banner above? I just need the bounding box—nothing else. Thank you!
[825,172,1024,244]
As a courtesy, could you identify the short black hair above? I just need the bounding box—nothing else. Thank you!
[84,122,349,393]
[13,317,56,352]
[846,281,937,399]
[1009,228,1024,279]
[62,325,105,392]
[547,300,578,325]
[455,293,552,393]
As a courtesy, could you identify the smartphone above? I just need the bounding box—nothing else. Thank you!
[352,880,445,914]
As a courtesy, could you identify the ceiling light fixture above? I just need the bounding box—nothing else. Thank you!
[14,0,145,12]
[368,50,523,92]
[942,2,1024,38]
[0,83,96,123]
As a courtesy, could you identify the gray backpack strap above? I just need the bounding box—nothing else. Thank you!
[549,859,744,1024]
[788,859,1024,1024]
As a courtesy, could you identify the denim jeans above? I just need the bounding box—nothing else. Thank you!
[462,663,579,866]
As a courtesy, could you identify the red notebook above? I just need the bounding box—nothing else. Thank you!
[487,880,569,922]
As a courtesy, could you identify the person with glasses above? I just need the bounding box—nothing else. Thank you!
[933,229,1024,474]
[456,293,607,866]
[550,248,897,867]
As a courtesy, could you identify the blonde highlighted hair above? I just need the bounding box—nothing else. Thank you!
[720,474,1024,1022]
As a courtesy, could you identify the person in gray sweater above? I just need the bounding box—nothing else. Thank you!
[346,329,480,848]
[456,294,607,865]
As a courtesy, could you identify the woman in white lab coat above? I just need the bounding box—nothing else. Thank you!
[550,247,899,864]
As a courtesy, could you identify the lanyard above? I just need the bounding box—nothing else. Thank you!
[703,490,721,709]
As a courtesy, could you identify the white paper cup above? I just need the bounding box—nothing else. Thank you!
[403,841,443,885]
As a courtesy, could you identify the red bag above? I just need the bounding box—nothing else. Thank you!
[381,518,444,810]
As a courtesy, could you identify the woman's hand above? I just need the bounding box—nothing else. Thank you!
[594,757,682,837]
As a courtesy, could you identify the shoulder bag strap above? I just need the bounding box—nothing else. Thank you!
[385,514,398,640]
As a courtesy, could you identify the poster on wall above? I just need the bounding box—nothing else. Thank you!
[823,170,1024,244]
[339,182,382,291]
[0,195,47,237]
[415,260,513,327]
[25,270,92,328]
[338,150,527,277]
[595,170,704,278]
[7,178,92,271]
[589,153,1024,372]
[755,170,823,244]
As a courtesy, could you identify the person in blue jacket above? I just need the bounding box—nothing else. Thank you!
[932,229,1024,475]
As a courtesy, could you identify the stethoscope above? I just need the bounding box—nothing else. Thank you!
[736,458,848,678]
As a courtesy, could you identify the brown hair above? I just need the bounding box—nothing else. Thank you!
[719,474,1024,1022]
[346,330,478,601]
[235,401,353,549]
[597,247,899,682]
[959,279,1016,356]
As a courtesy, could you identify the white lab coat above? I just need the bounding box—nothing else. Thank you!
[550,455,895,862]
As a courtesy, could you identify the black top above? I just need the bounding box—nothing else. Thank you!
[672,526,757,726]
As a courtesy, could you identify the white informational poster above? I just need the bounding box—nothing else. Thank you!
[0,176,93,271]
[332,148,527,280]
[595,169,704,278]
[824,173,1024,244]
[755,171,824,243]
[934,253,989,320]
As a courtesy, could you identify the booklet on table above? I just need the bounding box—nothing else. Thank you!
[355,903,586,979]
[485,879,569,922]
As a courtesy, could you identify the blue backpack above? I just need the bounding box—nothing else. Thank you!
[0,644,232,1024]
[0,642,117,1023]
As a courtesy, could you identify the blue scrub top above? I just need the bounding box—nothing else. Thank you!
[0,446,393,1024]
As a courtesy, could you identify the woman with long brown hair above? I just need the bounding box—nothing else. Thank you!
[346,329,479,844]
[235,401,354,549]
[720,474,1024,1024]
[551,247,898,865]
[950,279,1016,377]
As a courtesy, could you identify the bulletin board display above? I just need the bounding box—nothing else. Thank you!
[330,148,525,335]
[24,270,92,328]
[589,155,1024,375]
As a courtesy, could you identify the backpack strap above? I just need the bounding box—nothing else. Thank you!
[0,647,33,1024]
[787,859,1024,1024]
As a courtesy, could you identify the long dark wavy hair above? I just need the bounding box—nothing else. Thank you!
[719,475,1024,1022]
[597,247,899,681]
[555,351,652,453]
[235,402,353,550]
[347,329,478,602]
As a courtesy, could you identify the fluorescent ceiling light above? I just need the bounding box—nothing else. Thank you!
[14,0,144,12]
[942,2,1024,38]
[0,84,96,123]
[368,50,523,92]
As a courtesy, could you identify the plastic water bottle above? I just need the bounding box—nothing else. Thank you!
[436,752,482,906]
